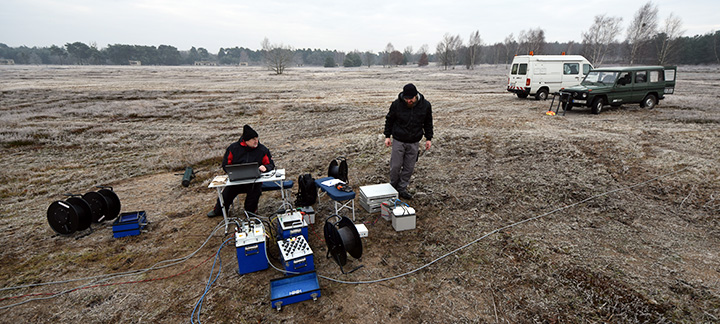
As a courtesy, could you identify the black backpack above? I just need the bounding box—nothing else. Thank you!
[295,173,317,207]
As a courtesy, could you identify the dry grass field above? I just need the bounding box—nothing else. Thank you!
[1,64,719,323]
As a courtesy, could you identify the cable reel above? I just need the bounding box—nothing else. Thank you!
[47,186,122,235]
[327,156,348,183]
[323,214,362,273]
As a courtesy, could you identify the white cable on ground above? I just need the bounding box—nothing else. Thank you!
[0,166,692,311]
[0,220,229,310]
[318,166,691,284]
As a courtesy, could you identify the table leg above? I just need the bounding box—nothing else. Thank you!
[216,187,229,234]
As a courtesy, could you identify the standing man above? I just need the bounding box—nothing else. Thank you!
[207,124,275,217]
[384,83,433,200]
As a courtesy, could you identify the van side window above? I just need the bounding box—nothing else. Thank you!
[564,63,579,75]
[649,70,662,82]
[583,64,592,75]
[511,64,518,75]
[518,63,527,75]
[636,71,647,83]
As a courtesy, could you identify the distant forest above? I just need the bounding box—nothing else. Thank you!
[1,31,719,67]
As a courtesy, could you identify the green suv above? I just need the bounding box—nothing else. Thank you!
[559,66,677,114]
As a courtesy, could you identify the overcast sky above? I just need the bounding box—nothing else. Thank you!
[2,0,719,53]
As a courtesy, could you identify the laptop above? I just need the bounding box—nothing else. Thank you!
[226,162,261,181]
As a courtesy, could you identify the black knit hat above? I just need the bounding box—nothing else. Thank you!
[402,83,418,99]
[241,124,259,141]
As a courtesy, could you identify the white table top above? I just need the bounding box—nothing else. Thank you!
[208,168,286,188]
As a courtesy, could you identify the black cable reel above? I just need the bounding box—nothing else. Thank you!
[47,186,121,235]
[323,214,363,274]
[327,156,348,183]
[47,194,92,235]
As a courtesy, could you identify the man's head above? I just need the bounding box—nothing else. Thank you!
[402,83,418,107]
[241,124,259,148]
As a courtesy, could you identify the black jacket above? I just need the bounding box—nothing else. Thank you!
[221,140,275,172]
[384,92,433,143]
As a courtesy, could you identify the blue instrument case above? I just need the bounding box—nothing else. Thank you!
[112,211,147,238]
[270,271,321,310]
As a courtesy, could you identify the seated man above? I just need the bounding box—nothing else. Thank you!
[207,124,275,217]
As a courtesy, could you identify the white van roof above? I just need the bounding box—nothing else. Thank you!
[513,55,590,62]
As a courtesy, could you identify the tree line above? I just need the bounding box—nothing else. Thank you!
[1,2,718,70]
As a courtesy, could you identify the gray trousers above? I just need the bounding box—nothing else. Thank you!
[390,140,419,191]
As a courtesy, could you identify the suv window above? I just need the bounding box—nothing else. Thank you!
[564,63,579,74]
[636,71,647,83]
[583,64,592,74]
[649,70,662,82]
[665,69,675,81]
[518,63,527,75]
[617,72,632,86]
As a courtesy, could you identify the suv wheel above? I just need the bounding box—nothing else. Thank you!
[591,97,604,114]
[535,89,549,101]
[562,102,573,111]
[641,94,657,109]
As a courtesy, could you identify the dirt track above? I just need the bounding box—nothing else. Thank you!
[1,64,719,323]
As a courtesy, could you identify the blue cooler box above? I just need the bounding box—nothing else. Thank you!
[270,271,321,310]
[278,235,314,275]
[236,222,268,275]
[277,211,308,240]
[112,211,147,238]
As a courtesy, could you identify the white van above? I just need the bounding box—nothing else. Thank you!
[507,55,593,100]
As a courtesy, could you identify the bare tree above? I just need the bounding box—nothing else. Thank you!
[403,46,414,64]
[389,51,404,66]
[466,30,483,69]
[417,44,429,66]
[656,12,685,65]
[518,28,545,55]
[261,37,294,74]
[383,43,395,67]
[714,30,720,64]
[416,44,429,57]
[436,33,462,70]
[503,33,517,64]
[364,51,374,67]
[626,1,658,64]
[582,14,623,66]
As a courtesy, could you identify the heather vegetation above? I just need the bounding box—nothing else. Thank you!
[0,64,718,322]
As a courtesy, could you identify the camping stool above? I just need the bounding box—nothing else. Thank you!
[261,180,295,211]
[314,177,355,220]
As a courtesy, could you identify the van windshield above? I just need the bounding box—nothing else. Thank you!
[582,71,619,85]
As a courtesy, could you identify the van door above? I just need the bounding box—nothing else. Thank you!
[632,70,650,102]
[508,63,528,91]
[562,62,582,88]
[664,66,677,94]
[611,72,633,105]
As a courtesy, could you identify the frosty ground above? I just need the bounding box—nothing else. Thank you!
[1,64,719,323]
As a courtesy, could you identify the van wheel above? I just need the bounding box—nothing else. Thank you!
[641,94,657,109]
[517,93,528,99]
[535,89,549,101]
[591,97,604,114]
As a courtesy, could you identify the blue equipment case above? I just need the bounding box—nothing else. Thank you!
[112,211,147,238]
[277,211,308,240]
[236,221,269,275]
[270,271,321,310]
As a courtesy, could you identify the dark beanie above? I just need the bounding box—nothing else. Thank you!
[241,124,259,141]
[402,83,418,99]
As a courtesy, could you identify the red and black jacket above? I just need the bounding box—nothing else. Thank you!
[221,140,275,172]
